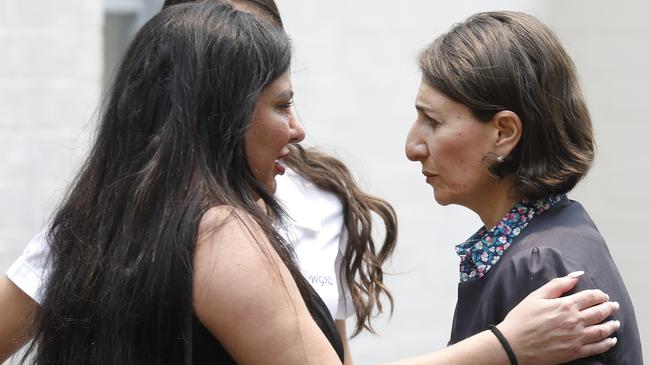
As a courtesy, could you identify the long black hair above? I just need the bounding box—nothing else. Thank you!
[26,2,305,364]
[163,0,397,337]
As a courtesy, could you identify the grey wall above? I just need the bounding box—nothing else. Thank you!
[1,0,646,363]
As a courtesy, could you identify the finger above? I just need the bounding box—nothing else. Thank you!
[577,337,617,359]
[581,301,620,327]
[568,289,610,311]
[581,320,621,344]
[528,272,582,299]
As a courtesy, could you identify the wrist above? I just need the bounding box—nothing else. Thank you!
[489,324,518,365]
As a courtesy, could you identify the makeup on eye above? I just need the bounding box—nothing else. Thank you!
[274,89,294,110]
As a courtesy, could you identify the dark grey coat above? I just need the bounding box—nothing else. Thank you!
[449,199,643,364]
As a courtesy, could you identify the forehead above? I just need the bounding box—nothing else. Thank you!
[416,81,455,109]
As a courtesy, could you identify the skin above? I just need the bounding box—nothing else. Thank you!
[245,72,305,193]
[406,80,523,228]
[0,275,36,362]
[335,320,354,365]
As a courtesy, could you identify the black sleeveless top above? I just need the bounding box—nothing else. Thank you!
[190,283,344,363]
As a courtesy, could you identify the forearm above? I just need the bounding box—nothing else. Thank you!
[382,330,507,365]
[335,320,354,365]
[0,275,37,362]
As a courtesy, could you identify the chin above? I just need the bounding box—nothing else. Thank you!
[432,190,455,206]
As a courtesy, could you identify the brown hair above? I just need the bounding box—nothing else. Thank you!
[163,0,397,337]
[419,11,594,200]
[285,145,396,337]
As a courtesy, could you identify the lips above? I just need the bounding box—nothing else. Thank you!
[274,149,290,175]
[274,160,286,175]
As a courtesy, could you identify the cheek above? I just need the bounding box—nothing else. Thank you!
[433,133,487,187]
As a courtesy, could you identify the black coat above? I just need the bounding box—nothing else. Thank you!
[449,199,643,364]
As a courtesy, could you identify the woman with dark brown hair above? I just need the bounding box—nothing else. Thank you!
[407,11,642,364]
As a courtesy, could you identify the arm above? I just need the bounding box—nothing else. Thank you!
[335,320,354,365]
[193,207,342,365]
[0,275,37,363]
[384,274,619,365]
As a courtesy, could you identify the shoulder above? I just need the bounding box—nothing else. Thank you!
[195,206,275,273]
[509,199,609,262]
[192,207,341,364]
[6,228,51,304]
[193,205,289,335]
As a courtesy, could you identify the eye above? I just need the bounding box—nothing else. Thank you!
[277,98,294,112]
[420,112,440,129]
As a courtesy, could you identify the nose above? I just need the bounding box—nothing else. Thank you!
[289,114,305,143]
[405,123,428,161]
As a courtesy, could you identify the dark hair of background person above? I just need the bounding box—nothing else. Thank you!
[163,0,397,337]
[23,2,308,364]
[419,11,595,200]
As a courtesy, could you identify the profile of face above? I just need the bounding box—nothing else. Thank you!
[245,71,305,193]
[405,80,510,209]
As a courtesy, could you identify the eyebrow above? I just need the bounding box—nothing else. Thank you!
[275,89,294,99]
[415,103,431,114]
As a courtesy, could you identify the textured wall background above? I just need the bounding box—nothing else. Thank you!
[0,1,102,269]
[1,1,102,363]
[1,0,646,363]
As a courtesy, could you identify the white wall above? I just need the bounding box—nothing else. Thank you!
[0,1,102,267]
[0,1,102,363]
[278,0,647,362]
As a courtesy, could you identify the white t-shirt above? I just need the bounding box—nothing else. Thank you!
[5,167,354,320]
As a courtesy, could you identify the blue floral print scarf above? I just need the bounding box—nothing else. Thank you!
[455,194,565,282]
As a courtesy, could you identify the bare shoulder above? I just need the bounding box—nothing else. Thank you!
[193,205,279,295]
[192,205,340,364]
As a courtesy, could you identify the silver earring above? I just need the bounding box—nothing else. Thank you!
[495,153,505,163]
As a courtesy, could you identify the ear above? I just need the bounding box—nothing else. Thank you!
[490,110,522,156]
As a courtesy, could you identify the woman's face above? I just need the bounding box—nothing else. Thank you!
[245,72,305,193]
[405,80,498,209]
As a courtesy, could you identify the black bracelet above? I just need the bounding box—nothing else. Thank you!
[489,324,518,365]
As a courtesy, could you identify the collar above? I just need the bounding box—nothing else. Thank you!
[455,194,565,282]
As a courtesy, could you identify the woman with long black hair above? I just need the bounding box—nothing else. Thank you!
[24,2,345,363]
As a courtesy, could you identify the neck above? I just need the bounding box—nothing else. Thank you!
[471,181,519,230]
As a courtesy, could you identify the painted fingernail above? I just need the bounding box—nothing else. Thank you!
[567,271,584,278]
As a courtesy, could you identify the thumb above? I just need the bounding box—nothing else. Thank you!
[528,271,584,299]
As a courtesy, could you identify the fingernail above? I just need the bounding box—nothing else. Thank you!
[613,301,620,310]
[604,293,610,301]
[614,320,621,328]
[567,271,584,278]
[610,337,618,345]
